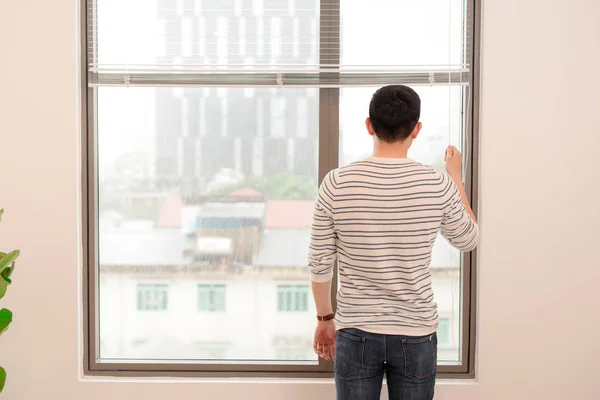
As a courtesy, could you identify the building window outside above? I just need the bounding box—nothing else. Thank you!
[277,285,309,312]
[136,284,168,311]
[198,284,227,312]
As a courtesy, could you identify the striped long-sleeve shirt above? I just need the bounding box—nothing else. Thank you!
[308,157,479,336]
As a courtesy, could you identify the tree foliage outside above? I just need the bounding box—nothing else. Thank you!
[211,172,317,200]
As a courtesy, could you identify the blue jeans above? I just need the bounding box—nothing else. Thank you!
[335,328,437,400]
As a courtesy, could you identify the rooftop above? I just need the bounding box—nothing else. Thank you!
[99,226,459,269]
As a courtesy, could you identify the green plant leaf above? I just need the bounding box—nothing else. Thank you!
[0,308,12,335]
[0,208,4,223]
[1,262,14,284]
[0,366,6,393]
[0,250,19,275]
[0,251,17,300]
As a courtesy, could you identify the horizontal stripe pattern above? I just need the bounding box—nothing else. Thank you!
[308,157,479,336]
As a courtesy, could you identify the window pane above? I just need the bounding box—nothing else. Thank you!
[97,87,319,363]
[339,86,464,363]
[340,86,464,166]
[96,0,320,67]
[341,0,465,66]
[437,317,452,346]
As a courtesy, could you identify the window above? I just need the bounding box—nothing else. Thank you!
[84,0,478,377]
[198,284,226,312]
[437,317,452,346]
[136,284,168,312]
[276,348,313,361]
[277,285,309,312]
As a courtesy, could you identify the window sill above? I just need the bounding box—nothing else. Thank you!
[79,373,477,385]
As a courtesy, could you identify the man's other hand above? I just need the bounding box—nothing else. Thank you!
[313,320,336,361]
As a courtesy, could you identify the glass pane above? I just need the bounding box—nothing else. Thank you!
[95,0,320,67]
[341,0,465,66]
[437,317,452,346]
[339,86,464,363]
[97,87,318,363]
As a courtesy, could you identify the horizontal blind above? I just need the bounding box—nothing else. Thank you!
[88,0,471,88]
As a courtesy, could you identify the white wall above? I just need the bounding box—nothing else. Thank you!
[100,274,318,360]
[1,0,599,399]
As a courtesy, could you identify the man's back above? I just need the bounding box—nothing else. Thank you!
[309,156,478,336]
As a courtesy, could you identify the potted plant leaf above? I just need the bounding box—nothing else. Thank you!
[0,209,20,393]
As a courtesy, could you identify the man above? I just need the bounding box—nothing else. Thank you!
[308,85,479,400]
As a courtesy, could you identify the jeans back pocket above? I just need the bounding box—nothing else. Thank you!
[401,334,437,381]
[335,330,366,380]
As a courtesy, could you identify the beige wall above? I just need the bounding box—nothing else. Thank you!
[1,0,599,399]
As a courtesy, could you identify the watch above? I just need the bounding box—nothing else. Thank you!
[317,313,335,322]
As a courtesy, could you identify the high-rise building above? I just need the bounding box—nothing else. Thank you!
[155,0,320,194]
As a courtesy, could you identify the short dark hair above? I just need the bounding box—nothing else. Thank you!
[368,85,421,143]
